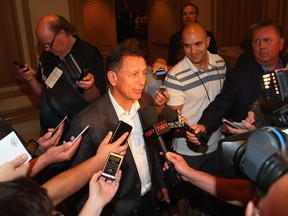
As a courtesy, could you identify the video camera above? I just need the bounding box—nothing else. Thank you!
[218,68,288,193]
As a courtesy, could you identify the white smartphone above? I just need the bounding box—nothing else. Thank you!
[51,115,68,136]
[71,125,90,144]
[222,118,245,129]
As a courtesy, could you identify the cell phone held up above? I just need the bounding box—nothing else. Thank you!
[155,68,167,76]
[13,61,29,72]
[109,121,132,146]
[222,118,245,130]
[78,69,89,81]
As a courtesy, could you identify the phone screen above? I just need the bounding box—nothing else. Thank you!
[109,121,132,145]
[71,125,90,144]
[51,115,68,136]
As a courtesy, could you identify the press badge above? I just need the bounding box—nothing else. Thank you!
[45,67,63,88]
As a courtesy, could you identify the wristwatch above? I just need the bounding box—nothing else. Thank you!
[26,139,43,157]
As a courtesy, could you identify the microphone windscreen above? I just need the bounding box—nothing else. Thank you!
[141,106,158,128]
[160,106,178,122]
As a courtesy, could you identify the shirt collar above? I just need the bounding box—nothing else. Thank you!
[108,89,140,118]
[260,57,284,73]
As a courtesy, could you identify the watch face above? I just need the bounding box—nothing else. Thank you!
[26,140,38,154]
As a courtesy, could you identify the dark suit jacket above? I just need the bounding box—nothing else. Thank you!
[198,51,287,135]
[69,92,164,215]
[168,30,218,66]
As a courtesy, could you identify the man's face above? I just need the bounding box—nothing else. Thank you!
[181,5,198,26]
[36,27,68,58]
[182,26,210,67]
[252,26,284,67]
[112,56,147,103]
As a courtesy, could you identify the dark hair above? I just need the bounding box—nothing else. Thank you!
[0,177,53,216]
[181,3,199,15]
[49,15,76,35]
[105,38,146,76]
[249,19,283,39]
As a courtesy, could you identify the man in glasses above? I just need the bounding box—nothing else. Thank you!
[16,14,106,143]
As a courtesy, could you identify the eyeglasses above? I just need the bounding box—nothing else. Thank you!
[49,32,58,49]
[39,32,58,49]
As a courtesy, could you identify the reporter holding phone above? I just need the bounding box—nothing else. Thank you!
[15,14,106,142]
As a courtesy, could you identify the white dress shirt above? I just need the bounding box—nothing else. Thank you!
[108,89,152,195]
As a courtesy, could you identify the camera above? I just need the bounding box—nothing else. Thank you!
[218,68,288,193]
[218,127,288,193]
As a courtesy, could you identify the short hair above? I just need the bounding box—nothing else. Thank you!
[105,38,146,75]
[49,14,76,35]
[181,3,199,15]
[249,19,283,39]
[0,177,53,216]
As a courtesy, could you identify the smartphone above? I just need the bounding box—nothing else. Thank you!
[51,115,68,136]
[109,121,132,145]
[13,61,29,72]
[78,69,89,81]
[13,61,25,68]
[101,152,124,180]
[71,125,90,144]
[159,85,166,94]
[184,123,208,145]
[155,68,167,76]
[222,118,244,129]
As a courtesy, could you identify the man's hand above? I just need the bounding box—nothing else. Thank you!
[43,137,82,164]
[37,122,64,152]
[16,64,36,83]
[0,154,30,182]
[164,152,193,182]
[77,72,95,90]
[96,131,129,168]
[186,124,206,145]
[79,170,122,216]
[152,58,171,74]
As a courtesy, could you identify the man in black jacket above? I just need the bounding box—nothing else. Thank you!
[188,20,287,140]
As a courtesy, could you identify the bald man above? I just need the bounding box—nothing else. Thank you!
[17,14,106,141]
[156,23,226,215]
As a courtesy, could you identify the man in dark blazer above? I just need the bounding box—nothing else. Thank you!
[68,40,168,215]
[187,20,287,138]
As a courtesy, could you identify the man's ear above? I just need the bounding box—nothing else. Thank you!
[107,71,117,86]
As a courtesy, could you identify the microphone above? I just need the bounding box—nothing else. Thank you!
[142,106,181,186]
[160,107,209,145]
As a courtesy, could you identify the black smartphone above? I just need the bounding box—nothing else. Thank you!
[71,125,90,144]
[155,68,167,76]
[13,61,29,72]
[13,61,26,68]
[184,123,208,145]
[222,118,242,129]
[109,121,132,145]
[51,115,68,136]
[78,69,89,81]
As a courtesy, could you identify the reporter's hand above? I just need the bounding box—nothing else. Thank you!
[77,72,95,90]
[37,122,64,152]
[0,154,30,182]
[40,137,82,165]
[164,152,192,182]
[79,170,122,216]
[16,64,36,83]
[226,122,256,135]
[186,124,206,145]
[152,58,170,73]
[154,90,170,106]
[96,131,128,163]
